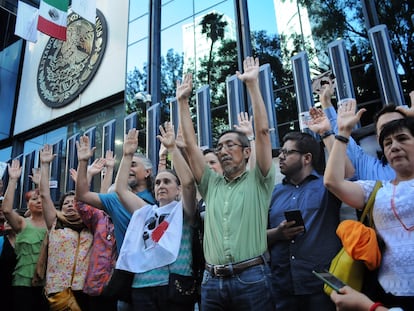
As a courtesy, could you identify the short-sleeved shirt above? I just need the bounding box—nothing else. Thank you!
[199,164,275,265]
[98,189,155,253]
[13,219,47,287]
[269,172,342,295]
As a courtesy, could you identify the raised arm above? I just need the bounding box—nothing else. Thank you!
[2,160,25,232]
[177,73,206,183]
[114,128,148,212]
[236,57,272,176]
[158,140,168,172]
[74,136,104,209]
[39,144,58,229]
[234,112,256,170]
[324,100,366,208]
[158,122,196,221]
[100,150,116,193]
[308,107,355,178]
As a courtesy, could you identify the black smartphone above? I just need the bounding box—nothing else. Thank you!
[312,270,346,293]
[284,210,305,231]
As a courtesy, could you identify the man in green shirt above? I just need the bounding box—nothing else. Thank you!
[178,57,276,311]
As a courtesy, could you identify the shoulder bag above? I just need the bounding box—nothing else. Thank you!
[324,181,382,295]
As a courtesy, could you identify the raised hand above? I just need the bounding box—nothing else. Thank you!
[29,167,41,186]
[69,168,78,183]
[39,144,56,164]
[176,73,193,101]
[308,107,331,135]
[104,150,116,169]
[337,99,366,135]
[319,80,335,108]
[124,128,139,156]
[88,158,106,177]
[8,159,22,180]
[175,126,186,149]
[76,135,96,162]
[157,122,176,151]
[395,90,414,117]
[234,112,253,137]
[236,57,259,85]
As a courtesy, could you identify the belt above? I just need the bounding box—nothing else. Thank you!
[205,256,264,278]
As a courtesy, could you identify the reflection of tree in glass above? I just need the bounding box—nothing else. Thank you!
[289,0,414,114]
[125,49,183,119]
[199,12,228,85]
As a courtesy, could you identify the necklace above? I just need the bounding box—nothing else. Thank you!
[390,184,414,231]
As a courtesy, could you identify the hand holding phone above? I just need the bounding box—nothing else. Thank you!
[284,210,306,232]
[312,270,346,293]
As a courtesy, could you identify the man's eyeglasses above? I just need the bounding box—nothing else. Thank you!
[215,142,245,154]
[277,148,304,157]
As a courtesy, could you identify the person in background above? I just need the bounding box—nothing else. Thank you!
[2,159,48,311]
[178,57,275,310]
[317,77,414,180]
[0,207,17,311]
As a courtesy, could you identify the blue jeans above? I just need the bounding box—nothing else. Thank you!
[201,264,275,311]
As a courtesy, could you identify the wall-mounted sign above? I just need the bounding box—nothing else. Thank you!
[37,9,108,108]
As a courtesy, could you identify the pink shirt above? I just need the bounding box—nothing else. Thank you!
[75,201,117,296]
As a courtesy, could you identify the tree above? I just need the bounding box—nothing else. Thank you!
[199,12,228,85]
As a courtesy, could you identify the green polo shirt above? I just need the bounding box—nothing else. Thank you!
[199,164,275,265]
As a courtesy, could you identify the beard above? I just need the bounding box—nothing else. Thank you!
[280,160,303,178]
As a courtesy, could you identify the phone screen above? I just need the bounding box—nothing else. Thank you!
[312,271,346,293]
[284,210,305,230]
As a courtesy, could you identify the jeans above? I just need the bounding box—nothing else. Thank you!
[201,263,275,311]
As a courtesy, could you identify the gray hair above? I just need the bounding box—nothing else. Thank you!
[133,153,153,173]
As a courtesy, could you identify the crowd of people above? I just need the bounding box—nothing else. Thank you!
[0,57,413,311]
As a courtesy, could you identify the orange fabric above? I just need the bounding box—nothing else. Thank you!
[336,220,381,270]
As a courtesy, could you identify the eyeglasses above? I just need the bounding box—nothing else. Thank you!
[215,142,244,154]
[278,148,304,157]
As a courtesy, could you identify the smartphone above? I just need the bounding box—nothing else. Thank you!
[284,210,305,231]
[312,270,346,293]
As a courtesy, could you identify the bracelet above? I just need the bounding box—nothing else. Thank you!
[247,135,255,141]
[320,130,334,139]
[369,302,384,311]
[335,135,349,144]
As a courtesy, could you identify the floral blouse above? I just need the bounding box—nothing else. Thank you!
[45,222,93,295]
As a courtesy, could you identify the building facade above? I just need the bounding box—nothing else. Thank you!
[0,0,413,208]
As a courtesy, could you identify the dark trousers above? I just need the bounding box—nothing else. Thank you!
[13,286,48,311]
[131,285,194,311]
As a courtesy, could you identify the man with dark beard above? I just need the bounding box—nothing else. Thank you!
[267,132,341,311]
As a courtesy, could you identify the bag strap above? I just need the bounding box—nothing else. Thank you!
[359,180,382,226]
[70,233,81,287]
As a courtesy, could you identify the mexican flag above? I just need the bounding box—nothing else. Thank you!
[37,0,69,41]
